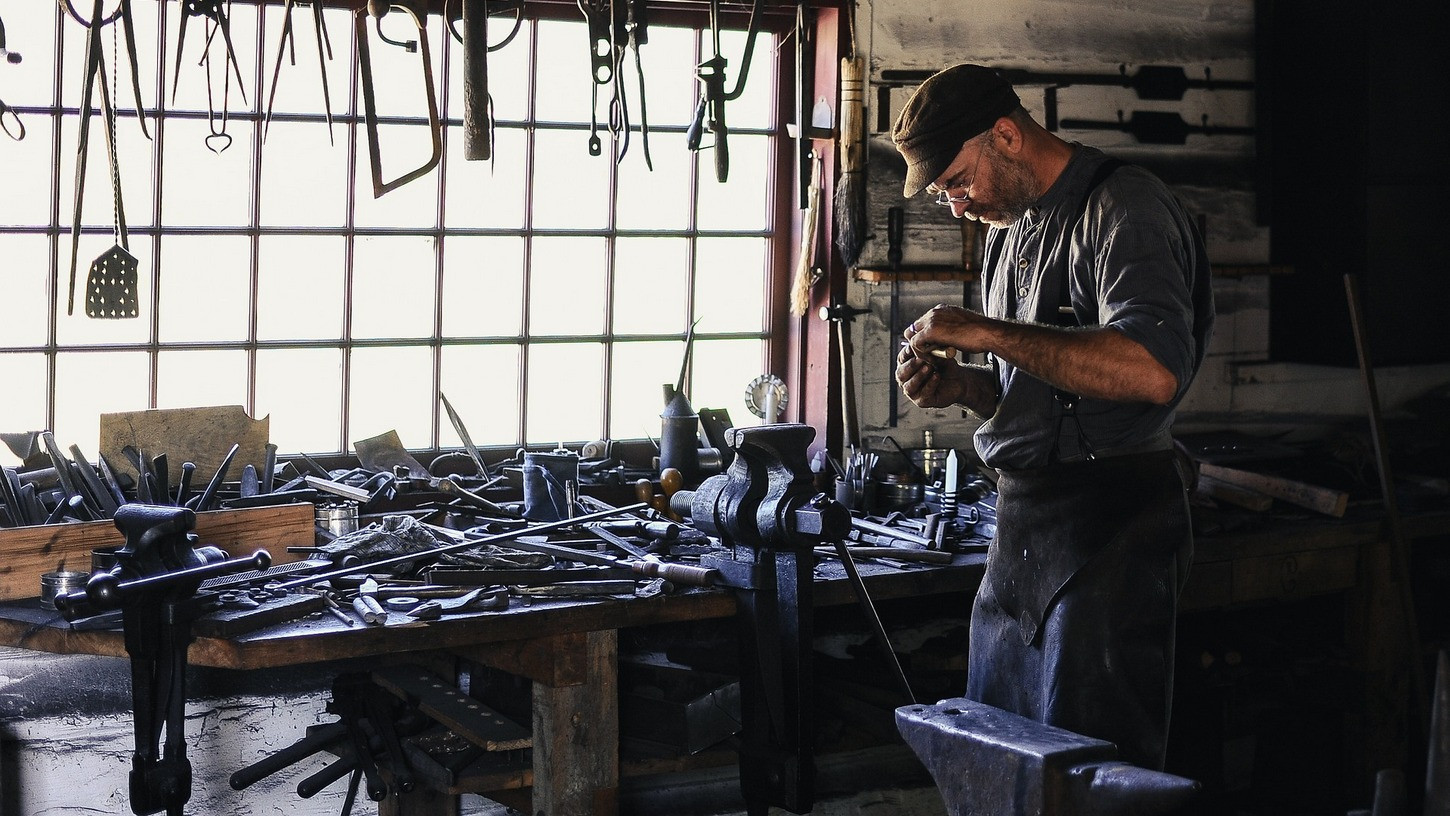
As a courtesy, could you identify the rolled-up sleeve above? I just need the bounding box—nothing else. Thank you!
[1095,212,1200,399]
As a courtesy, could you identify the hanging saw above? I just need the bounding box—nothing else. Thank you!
[355,0,442,197]
[687,0,766,183]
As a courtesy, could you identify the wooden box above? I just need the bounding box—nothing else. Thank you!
[0,503,316,602]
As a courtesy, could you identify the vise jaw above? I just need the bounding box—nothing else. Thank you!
[896,698,1200,816]
[673,423,849,585]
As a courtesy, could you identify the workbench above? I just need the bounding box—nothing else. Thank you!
[0,505,1443,815]
[0,541,988,815]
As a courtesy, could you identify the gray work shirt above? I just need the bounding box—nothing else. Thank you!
[974,145,1214,470]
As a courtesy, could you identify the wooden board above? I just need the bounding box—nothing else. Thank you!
[1198,462,1349,517]
[99,405,270,486]
[1196,474,1274,511]
[0,503,315,601]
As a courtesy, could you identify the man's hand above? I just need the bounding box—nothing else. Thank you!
[895,341,965,409]
[904,304,992,358]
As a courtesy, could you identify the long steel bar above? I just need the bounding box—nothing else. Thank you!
[273,501,649,589]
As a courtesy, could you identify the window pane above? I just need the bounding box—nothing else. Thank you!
[690,338,766,423]
[529,237,605,336]
[441,343,520,448]
[614,237,687,334]
[256,348,342,454]
[444,127,527,229]
[158,236,251,342]
[526,342,602,444]
[157,349,248,408]
[610,340,683,440]
[0,354,48,445]
[4,4,56,104]
[161,119,255,226]
[57,108,157,232]
[0,235,52,346]
[616,130,692,231]
[636,27,699,129]
[695,237,767,333]
[531,128,610,229]
[349,346,434,448]
[696,133,770,231]
[260,121,349,227]
[0,119,55,227]
[351,236,437,339]
[533,20,591,123]
[442,236,524,338]
[258,236,346,340]
[56,252,154,346]
[715,29,776,130]
[353,123,442,228]
[54,351,151,452]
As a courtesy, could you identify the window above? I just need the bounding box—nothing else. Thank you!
[0,2,785,460]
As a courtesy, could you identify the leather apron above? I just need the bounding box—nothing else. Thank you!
[965,450,1192,770]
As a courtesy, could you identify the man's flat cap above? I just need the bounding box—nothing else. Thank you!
[891,64,1020,197]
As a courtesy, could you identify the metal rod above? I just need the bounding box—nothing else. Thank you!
[833,539,914,703]
[850,516,933,548]
[273,502,650,590]
[1344,273,1428,726]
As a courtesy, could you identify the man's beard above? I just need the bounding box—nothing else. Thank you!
[969,148,1040,228]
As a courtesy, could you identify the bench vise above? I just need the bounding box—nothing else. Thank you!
[896,697,1200,815]
[670,423,850,815]
[56,504,269,816]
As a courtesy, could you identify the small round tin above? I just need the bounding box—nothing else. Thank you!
[40,570,89,610]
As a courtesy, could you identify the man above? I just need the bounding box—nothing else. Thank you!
[891,64,1214,771]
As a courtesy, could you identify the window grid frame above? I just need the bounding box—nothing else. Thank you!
[5,3,786,455]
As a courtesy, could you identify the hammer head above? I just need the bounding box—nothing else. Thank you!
[896,698,1199,816]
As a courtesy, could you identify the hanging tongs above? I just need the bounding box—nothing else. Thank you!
[687,0,765,183]
[263,0,336,144]
[355,0,442,197]
[172,0,247,104]
[66,0,141,319]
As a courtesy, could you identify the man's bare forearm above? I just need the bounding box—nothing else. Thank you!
[979,320,1178,405]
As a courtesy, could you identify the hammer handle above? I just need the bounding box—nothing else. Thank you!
[631,558,720,587]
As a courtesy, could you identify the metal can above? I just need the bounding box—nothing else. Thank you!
[40,570,89,610]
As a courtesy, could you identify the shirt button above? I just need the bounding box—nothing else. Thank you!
[1017,286,1029,298]
[1017,257,1029,269]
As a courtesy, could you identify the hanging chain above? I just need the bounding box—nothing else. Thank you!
[109,10,123,246]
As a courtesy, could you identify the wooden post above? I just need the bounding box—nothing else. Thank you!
[531,630,619,816]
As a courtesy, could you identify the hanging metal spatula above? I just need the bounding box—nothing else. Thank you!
[71,0,140,320]
[85,242,139,319]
